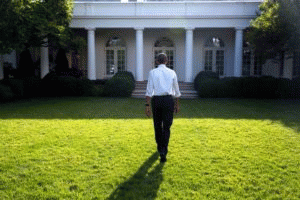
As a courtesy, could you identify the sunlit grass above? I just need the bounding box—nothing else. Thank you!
[0,97,300,199]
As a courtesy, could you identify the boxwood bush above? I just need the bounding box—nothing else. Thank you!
[0,84,14,102]
[103,71,135,97]
[194,71,300,99]
[21,76,42,98]
[41,72,97,97]
[0,79,24,98]
[194,71,219,92]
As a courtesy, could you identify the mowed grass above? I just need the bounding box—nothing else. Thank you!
[0,97,300,199]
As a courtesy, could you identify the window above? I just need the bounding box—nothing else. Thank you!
[153,37,175,69]
[105,37,126,77]
[242,41,252,76]
[242,48,252,76]
[242,41,263,76]
[253,54,263,76]
[204,37,225,76]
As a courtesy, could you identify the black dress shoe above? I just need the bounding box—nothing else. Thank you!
[160,154,167,162]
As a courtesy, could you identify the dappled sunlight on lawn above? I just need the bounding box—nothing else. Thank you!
[1,98,300,199]
[1,97,300,134]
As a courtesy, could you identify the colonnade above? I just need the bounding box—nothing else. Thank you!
[38,27,244,82]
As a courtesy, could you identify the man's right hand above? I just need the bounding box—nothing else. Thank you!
[145,106,152,117]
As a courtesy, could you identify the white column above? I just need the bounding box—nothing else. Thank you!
[135,28,144,81]
[234,27,244,77]
[185,28,194,82]
[87,27,96,80]
[40,41,49,78]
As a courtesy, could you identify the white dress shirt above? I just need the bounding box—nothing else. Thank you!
[145,64,181,98]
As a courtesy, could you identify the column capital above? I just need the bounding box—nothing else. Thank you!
[235,27,246,31]
[134,27,144,31]
[85,27,96,31]
[185,27,195,31]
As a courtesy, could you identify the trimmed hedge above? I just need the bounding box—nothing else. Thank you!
[194,73,300,99]
[103,71,135,97]
[21,77,42,98]
[41,72,96,97]
[0,79,24,98]
[0,84,14,102]
[194,71,219,92]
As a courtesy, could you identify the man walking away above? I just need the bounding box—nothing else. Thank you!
[145,53,181,163]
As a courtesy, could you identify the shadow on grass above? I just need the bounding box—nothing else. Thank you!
[0,97,300,133]
[106,152,164,200]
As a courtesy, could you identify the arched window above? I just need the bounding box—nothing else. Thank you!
[204,37,225,76]
[105,37,126,77]
[153,37,175,69]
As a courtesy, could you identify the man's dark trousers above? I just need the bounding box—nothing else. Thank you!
[151,95,174,155]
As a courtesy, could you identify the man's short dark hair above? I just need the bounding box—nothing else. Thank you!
[157,53,168,64]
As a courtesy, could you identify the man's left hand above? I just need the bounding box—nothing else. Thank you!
[174,104,180,114]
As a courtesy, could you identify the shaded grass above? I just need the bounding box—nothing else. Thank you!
[0,97,300,199]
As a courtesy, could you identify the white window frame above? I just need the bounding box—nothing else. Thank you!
[104,45,126,78]
[153,47,176,70]
[204,47,225,76]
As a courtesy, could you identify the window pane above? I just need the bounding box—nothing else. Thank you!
[242,48,251,76]
[154,50,175,69]
[154,50,163,68]
[216,50,224,76]
[205,37,225,48]
[154,37,174,47]
[106,50,115,75]
[205,50,213,71]
[106,37,126,47]
[254,54,263,76]
[117,50,126,71]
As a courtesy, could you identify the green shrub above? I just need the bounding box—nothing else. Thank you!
[277,78,292,98]
[218,77,241,98]
[194,71,219,92]
[0,84,14,102]
[195,78,220,98]
[21,76,42,98]
[103,71,135,97]
[42,72,97,97]
[42,71,57,80]
[42,75,78,97]
[284,78,300,99]
[258,76,281,99]
[94,84,105,97]
[77,78,97,96]
[114,71,136,83]
[0,79,24,98]
[194,74,291,99]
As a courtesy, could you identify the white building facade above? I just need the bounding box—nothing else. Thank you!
[69,0,263,82]
[10,0,297,81]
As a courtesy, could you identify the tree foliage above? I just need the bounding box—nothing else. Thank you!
[245,0,300,77]
[278,0,300,51]
[0,0,74,55]
[246,0,297,61]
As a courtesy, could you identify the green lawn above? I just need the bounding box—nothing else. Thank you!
[0,97,300,199]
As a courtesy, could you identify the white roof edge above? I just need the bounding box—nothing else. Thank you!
[72,15,257,19]
[74,0,263,3]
